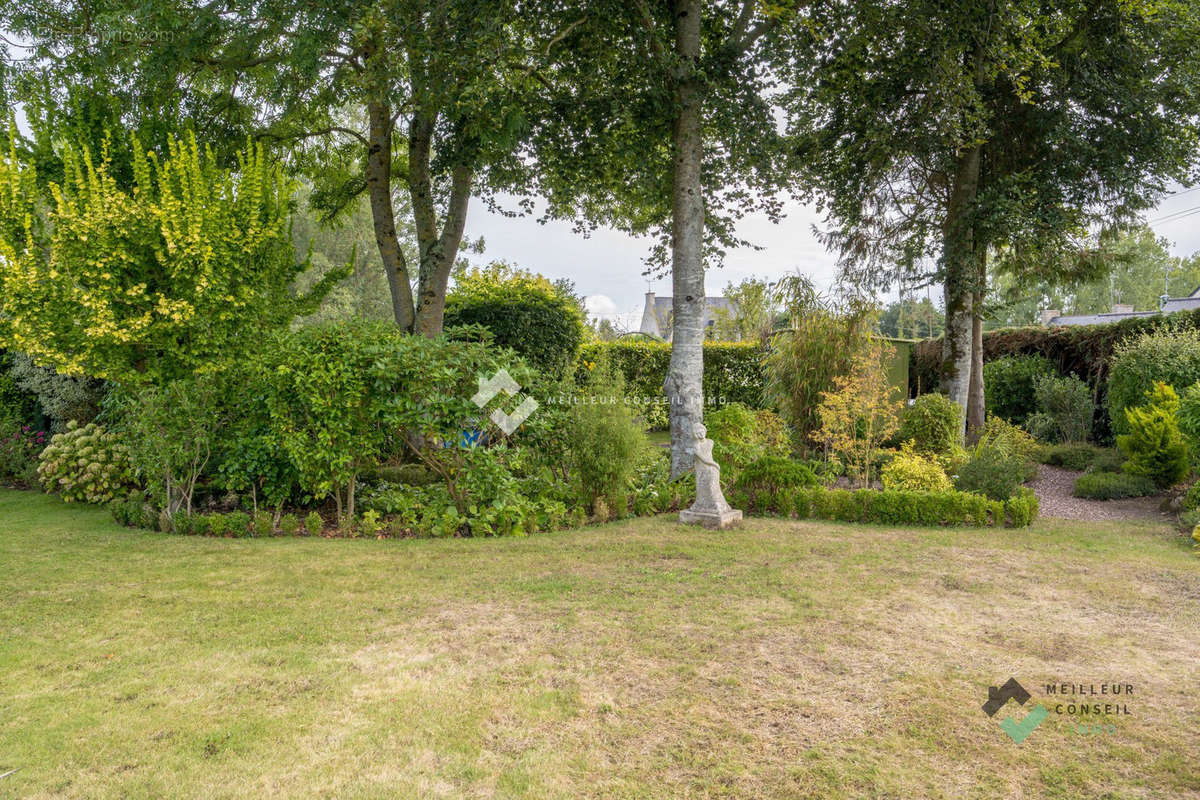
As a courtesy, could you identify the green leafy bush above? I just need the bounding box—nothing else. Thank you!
[260,320,521,520]
[897,393,962,455]
[1088,448,1126,474]
[1073,472,1158,500]
[114,377,222,518]
[304,512,324,537]
[564,392,649,519]
[1038,443,1102,471]
[225,511,251,538]
[1176,381,1200,447]
[1118,383,1190,488]
[983,355,1059,425]
[279,514,301,536]
[0,418,45,486]
[729,455,818,513]
[7,354,104,430]
[110,495,153,529]
[629,449,694,516]
[207,514,230,537]
[706,402,790,472]
[37,421,135,504]
[1108,327,1200,435]
[0,351,40,426]
[1024,374,1094,443]
[0,134,336,385]
[1006,488,1040,527]
[252,511,274,537]
[444,267,586,378]
[880,445,952,492]
[954,445,1028,501]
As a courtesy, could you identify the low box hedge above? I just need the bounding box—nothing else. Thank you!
[740,485,1038,528]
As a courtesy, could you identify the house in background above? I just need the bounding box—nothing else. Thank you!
[1040,285,1200,326]
[638,292,737,340]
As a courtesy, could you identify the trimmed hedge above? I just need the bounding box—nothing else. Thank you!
[578,341,766,428]
[912,308,1200,441]
[1072,472,1158,500]
[739,485,1038,527]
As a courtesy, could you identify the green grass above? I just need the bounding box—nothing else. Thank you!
[1,489,1198,799]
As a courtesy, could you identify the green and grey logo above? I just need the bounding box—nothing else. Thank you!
[982,678,1048,744]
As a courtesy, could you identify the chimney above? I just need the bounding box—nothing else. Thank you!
[1110,304,1133,315]
[1039,309,1061,326]
[639,292,661,338]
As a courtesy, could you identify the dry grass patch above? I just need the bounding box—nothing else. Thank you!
[1,491,1197,798]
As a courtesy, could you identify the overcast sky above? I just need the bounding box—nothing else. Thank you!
[465,188,1200,331]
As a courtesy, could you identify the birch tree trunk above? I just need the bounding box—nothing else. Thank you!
[941,143,981,436]
[965,251,987,441]
[665,0,706,479]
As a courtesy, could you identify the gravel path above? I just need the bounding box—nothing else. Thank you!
[1030,464,1170,522]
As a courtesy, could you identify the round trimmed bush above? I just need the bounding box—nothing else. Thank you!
[954,446,1026,501]
[444,268,585,378]
[897,393,961,454]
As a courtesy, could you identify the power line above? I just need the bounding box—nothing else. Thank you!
[1150,204,1200,224]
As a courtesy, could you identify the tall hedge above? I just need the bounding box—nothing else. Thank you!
[578,340,766,429]
[912,308,1200,440]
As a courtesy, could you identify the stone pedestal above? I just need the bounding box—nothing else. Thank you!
[679,506,743,529]
[679,424,743,530]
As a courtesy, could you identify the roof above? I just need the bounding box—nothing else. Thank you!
[1048,311,1161,326]
[1160,297,1200,314]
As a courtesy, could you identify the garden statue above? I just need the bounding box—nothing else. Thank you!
[679,424,743,529]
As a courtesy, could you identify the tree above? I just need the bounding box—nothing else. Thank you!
[1,0,573,336]
[988,228,1200,325]
[0,132,336,383]
[528,0,804,477]
[878,297,944,340]
[816,335,902,487]
[788,0,1200,438]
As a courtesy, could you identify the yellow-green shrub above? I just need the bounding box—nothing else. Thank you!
[880,445,952,492]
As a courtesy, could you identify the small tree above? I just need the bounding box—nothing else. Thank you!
[0,131,338,383]
[766,285,875,452]
[119,378,223,518]
[816,337,902,487]
[1118,382,1190,489]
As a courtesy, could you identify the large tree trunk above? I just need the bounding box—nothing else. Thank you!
[966,250,987,441]
[366,94,416,330]
[665,0,705,479]
[967,293,985,440]
[940,143,981,436]
[409,114,473,338]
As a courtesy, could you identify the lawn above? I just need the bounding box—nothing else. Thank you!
[1,489,1198,799]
